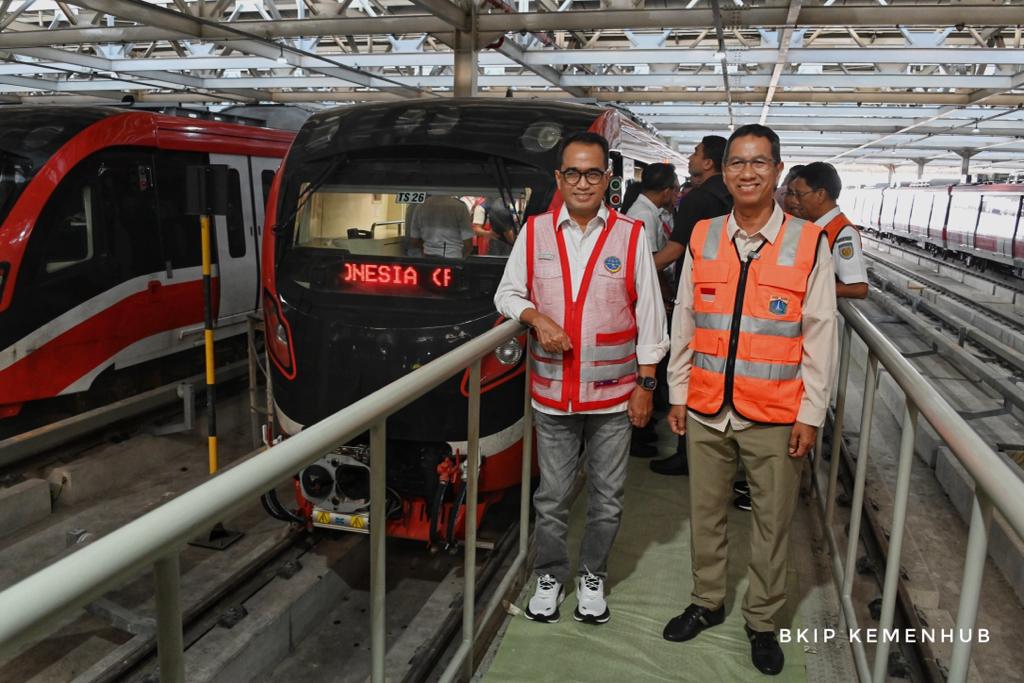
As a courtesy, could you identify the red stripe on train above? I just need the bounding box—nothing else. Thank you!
[0,278,211,408]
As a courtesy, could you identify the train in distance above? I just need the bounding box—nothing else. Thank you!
[844,179,1024,278]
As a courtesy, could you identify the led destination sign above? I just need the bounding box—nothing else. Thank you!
[340,262,455,294]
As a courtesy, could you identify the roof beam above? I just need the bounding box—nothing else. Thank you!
[759,0,801,124]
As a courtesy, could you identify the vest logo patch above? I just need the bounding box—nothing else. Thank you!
[769,296,789,315]
[700,286,716,302]
[839,244,854,260]
[604,256,622,274]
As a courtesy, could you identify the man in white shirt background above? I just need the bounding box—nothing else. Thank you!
[494,131,669,625]
[788,162,869,299]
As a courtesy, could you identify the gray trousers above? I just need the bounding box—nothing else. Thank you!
[532,409,632,584]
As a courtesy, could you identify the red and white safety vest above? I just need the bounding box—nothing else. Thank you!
[687,213,822,424]
[526,209,644,412]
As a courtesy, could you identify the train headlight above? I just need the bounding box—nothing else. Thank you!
[494,338,523,366]
[521,122,563,152]
[275,323,288,346]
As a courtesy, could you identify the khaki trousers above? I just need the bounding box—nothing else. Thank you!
[687,414,804,632]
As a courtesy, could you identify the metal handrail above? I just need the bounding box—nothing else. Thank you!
[815,300,1024,683]
[0,318,527,683]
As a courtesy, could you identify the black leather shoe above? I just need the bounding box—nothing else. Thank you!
[745,624,784,675]
[650,451,688,476]
[662,604,724,642]
[630,440,658,458]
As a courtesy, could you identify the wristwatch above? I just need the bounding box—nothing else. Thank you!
[636,376,657,391]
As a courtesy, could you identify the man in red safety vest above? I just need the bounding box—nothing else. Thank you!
[663,124,838,676]
[788,162,869,299]
[494,131,668,625]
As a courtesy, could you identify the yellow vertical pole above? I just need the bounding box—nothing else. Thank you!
[201,214,218,474]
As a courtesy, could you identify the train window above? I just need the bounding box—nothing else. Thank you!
[947,193,982,247]
[978,195,1021,256]
[226,168,246,258]
[294,188,529,259]
[0,152,32,219]
[93,154,163,279]
[261,170,275,206]
[43,186,95,274]
[154,151,205,270]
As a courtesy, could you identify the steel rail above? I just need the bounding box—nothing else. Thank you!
[0,319,526,681]
[812,300,1024,682]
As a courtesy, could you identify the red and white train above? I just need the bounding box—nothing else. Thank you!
[844,181,1024,277]
[0,107,294,419]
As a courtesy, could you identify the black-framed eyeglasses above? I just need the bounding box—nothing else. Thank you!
[784,188,818,199]
[725,157,775,173]
[559,167,608,185]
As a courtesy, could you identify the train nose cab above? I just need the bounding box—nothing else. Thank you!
[263,104,579,543]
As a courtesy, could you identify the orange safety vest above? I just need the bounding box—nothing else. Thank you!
[821,210,854,248]
[687,213,823,424]
[527,209,644,412]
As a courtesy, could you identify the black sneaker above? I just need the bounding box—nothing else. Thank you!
[662,603,725,642]
[650,451,688,476]
[745,623,785,675]
[733,479,749,495]
[733,493,752,511]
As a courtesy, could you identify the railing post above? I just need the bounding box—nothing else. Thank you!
[370,419,387,683]
[460,359,482,681]
[826,324,853,529]
[843,355,878,601]
[153,555,184,683]
[871,401,918,682]
[948,491,994,682]
[520,354,533,558]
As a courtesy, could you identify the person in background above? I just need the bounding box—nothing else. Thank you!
[494,131,668,625]
[649,135,732,477]
[790,162,869,299]
[408,195,473,257]
[777,165,805,216]
[472,195,516,256]
[662,124,837,676]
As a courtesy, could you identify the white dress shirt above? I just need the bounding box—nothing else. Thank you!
[626,192,668,253]
[818,206,869,285]
[494,204,670,415]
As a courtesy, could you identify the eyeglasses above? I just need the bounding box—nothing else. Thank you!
[559,167,608,185]
[784,188,818,199]
[725,157,775,173]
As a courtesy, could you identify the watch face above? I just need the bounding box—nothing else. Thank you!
[638,376,656,390]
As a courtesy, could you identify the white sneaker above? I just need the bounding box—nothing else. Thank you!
[573,571,610,624]
[525,574,565,623]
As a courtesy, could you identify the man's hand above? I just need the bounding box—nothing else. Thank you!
[788,422,817,458]
[522,310,572,353]
[668,405,688,435]
[628,386,653,428]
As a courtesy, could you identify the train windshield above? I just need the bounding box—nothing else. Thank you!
[0,152,32,218]
[286,149,554,259]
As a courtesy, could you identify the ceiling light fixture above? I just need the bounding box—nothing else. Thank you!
[972,121,981,133]
[276,47,288,65]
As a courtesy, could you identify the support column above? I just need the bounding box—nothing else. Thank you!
[959,149,975,181]
[886,164,896,186]
[453,4,478,97]
[913,158,928,179]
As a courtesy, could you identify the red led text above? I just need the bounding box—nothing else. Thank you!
[341,263,454,289]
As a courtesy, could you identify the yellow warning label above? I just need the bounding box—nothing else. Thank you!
[315,510,331,524]
[350,515,366,529]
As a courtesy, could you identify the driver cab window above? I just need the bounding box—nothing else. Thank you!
[43,185,95,275]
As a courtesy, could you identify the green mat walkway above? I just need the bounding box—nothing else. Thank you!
[480,436,853,682]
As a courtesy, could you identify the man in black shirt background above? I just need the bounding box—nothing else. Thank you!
[650,135,733,476]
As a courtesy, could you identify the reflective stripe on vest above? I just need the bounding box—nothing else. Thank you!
[687,212,821,424]
[527,208,643,411]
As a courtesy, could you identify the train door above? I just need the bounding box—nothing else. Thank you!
[210,154,259,321]
[249,156,281,304]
